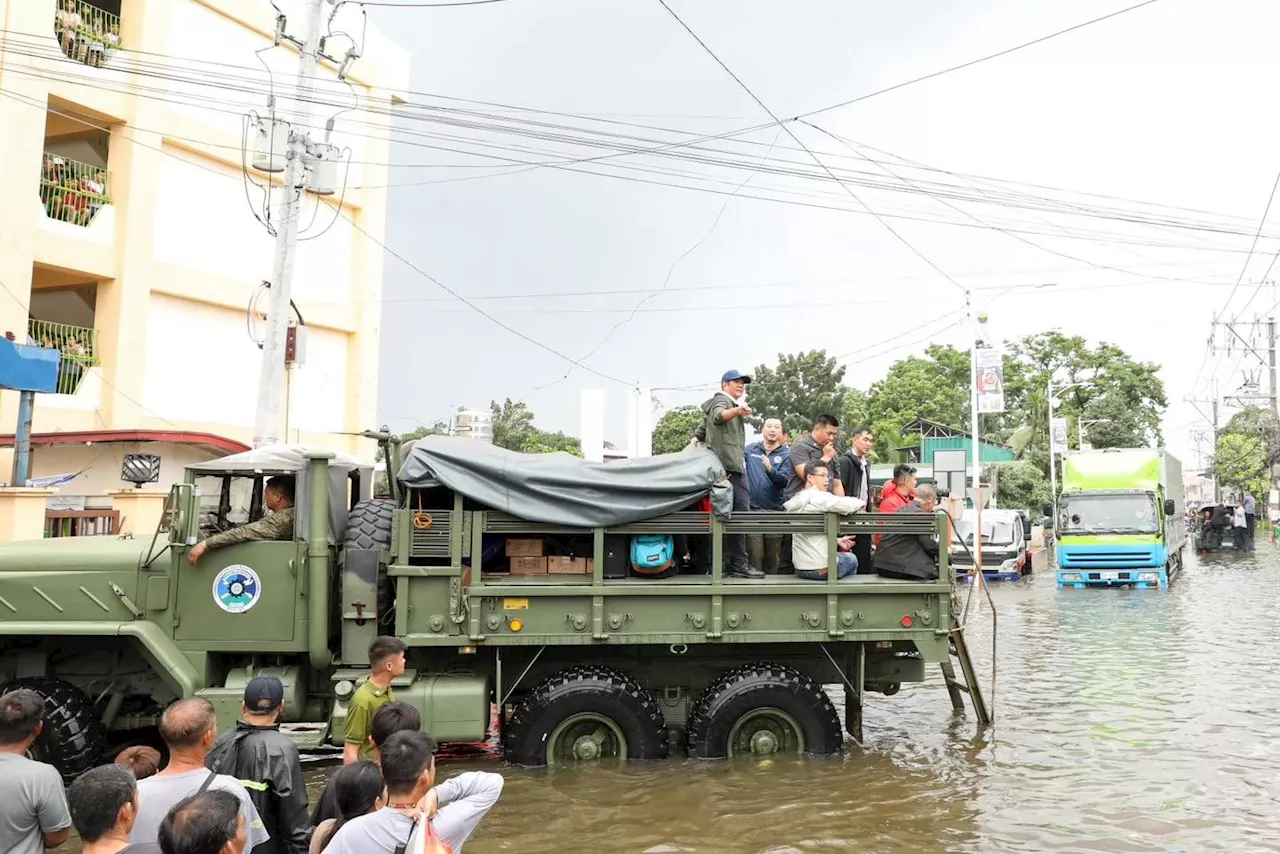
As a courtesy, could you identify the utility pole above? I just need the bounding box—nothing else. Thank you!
[252,0,324,448]
[1185,382,1220,503]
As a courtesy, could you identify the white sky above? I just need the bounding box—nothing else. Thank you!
[367,0,1280,470]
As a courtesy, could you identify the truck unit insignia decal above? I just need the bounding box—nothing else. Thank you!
[213,565,262,614]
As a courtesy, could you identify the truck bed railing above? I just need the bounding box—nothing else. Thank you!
[407,509,941,555]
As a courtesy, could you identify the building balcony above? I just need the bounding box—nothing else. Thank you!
[39,151,110,228]
[53,1,121,68]
[27,318,100,396]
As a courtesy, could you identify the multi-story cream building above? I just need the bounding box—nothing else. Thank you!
[0,0,407,533]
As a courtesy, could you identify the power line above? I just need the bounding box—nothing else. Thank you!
[348,0,515,6]
[655,0,970,294]
[3,86,637,389]
[6,38,1275,251]
[1221,170,1280,318]
[566,127,784,376]
[793,0,1167,120]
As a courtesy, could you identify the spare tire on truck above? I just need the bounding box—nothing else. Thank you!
[0,677,109,783]
[343,498,397,624]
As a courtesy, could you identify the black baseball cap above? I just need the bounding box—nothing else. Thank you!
[244,676,284,713]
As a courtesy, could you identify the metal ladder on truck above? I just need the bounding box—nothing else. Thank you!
[941,579,994,728]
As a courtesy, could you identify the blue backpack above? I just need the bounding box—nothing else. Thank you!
[630,535,675,576]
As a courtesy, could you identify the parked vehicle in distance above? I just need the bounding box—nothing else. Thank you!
[1052,448,1185,589]
[950,508,1031,581]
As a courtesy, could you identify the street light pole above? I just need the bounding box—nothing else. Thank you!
[1048,377,1058,509]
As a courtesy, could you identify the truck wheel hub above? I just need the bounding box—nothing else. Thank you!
[750,730,778,754]
[571,735,601,760]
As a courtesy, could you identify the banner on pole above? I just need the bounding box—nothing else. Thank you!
[1050,417,1070,455]
[974,348,1005,413]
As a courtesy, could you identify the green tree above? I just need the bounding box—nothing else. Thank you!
[994,461,1051,515]
[490,398,583,456]
[1213,407,1274,500]
[863,344,971,461]
[1001,332,1166,473]
[652,405,703,455]
[746,350,847,437]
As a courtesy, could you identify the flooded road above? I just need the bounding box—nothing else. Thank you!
[335,547,1280,854]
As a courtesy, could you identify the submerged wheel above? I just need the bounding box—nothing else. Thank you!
[0,677,109,783]
[686,663,843,759]
[343,498,396,622]
[502,666,667,767]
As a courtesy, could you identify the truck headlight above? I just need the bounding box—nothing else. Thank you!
[1000,558,1018,571]
[1061,573,1081,582]
[1137,572,1159,581]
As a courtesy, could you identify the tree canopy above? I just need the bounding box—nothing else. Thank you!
[648,333,1167,513]
[1213,406,1275,501]
[745,350,847,437]
[652,404,702,455]
[490,398,582,456]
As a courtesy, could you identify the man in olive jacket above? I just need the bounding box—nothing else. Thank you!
[875,485,940,581]
[695,369,763,579]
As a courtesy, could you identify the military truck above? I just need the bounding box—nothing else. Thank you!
[0,432,992,779]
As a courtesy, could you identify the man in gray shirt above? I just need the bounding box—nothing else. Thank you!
[0,688,72,854]
[326,730,503,854]
[128,699,269,851]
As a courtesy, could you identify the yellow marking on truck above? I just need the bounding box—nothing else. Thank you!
[503,598,530,611]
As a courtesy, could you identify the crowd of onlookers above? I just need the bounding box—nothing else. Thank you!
[0,636,504,854]
[40,154,109,226]
[54,0,120,68]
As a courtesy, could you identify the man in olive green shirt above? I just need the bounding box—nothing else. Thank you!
[189,475,296,566]
[343,636,408,764]
[695,369,763,579]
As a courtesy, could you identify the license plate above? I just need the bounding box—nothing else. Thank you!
[1100,571,1119,580]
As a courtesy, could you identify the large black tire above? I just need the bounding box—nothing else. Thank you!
[343,499,396,623]
[502,665,667,767]
[0,677,109,782]
[686,663,843,759]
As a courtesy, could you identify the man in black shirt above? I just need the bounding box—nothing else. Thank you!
[837,426,875,573]
[784,414,845,500]
[780,414,843,573]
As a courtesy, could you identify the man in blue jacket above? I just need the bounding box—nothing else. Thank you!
[745,417,790,573]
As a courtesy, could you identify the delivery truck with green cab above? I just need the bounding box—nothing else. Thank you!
[1051,448,1185,589]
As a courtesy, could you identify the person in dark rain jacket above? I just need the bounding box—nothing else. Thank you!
[205,676,311,854]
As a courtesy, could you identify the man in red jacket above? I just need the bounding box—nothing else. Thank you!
[874,464,917,546]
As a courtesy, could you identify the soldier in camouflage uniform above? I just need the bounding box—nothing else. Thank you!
[188,475,296,566]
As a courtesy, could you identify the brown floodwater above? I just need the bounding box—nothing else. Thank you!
[70,547,1280,853]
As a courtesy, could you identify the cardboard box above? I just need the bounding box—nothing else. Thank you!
[505,538,545,557]
[509,556,548,574]
[547,556,593,575]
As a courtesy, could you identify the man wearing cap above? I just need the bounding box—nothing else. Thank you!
[205,676,310,854]
[694,370,763,578]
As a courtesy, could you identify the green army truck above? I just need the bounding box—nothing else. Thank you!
[0,432,991,779]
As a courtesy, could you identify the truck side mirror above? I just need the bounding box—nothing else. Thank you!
[1041,502,1053,517]
[1164,498,1175,515]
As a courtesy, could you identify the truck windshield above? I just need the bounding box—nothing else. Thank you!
[951,518,1016,546]
[1059,493,1158,534]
